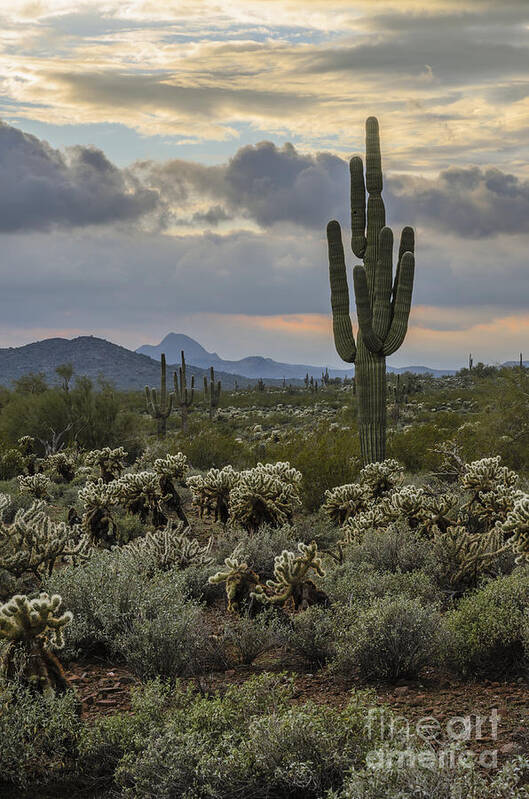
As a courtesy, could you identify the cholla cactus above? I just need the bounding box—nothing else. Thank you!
[229,464,302,533]
[45,452,76,483]
[17,436,38,475]
[322,483,368,525]
[252,541,327,610]
[18,473,51,499]
[188,465,239,525]
[381,485,430,530]
[114,471,168,527]
[0,499,88,582]
[473,484,523,527]
[420,493,458,535]
[359,458,403,498]
[209,556,261,613]
[153,453,189,523]
[461,456,518,495]
[257,461,302,488]
[85,446,127,483]
[0,593,72,694]
[434,523,505,591]
[500,495,529,563]
[340,505,387,545]
[78,478,120,545]
[153,453,188,484]
[120,522,212,575]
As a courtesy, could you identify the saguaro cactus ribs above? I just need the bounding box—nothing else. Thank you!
[327,117,415,463]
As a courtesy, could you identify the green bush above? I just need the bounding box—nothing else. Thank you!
[444,569,529,677]
[333,596,442,681]
[116,590,222,679]
[269,424,360,511]
[346,522,440,575]
[0,448,26,480]
[220,608,285,665]
[179,425,250,470]
[0,684,81,791]
[113,673,379,799]
[284,605,337,667]
[47,550,219,677]
[332,754,529,799]
[323,561,441,608]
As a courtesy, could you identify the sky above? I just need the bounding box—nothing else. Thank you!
[0,0,528,369]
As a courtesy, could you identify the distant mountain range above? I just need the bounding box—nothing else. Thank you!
[0,336,258,390]
[137,333,458,379]
[6,332,512,391]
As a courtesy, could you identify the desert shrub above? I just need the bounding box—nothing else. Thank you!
[269,424,360,511]
[332,753,529,799]
[179,425,250,470]
[0,448,26,480]
[173,563,223,604]
[220,608,285,665]
[333,596,442,681]
[346,522,440,575]
[46,550,149,659]
[388,423,455,472]
[113,673,379,799]
[323,561,441,608]
[284,605,337,667]
[444,569,529,677]
[0,684,81,791]
[47,550,217,677]
[116,588,222,679]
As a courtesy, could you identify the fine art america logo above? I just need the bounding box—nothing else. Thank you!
[365,707,500,771]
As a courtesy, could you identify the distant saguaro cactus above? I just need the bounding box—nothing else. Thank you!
[204,366,221,420]
[145,353,174,438]
[174,351,194,433]
[327,117,415,463]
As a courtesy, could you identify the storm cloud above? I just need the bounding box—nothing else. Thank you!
[139,142,529,238]
[0,123,160,232]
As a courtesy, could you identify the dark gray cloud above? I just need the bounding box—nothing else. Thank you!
[0,122,160,232]
[139,142,529,238]
[389,167,529,238]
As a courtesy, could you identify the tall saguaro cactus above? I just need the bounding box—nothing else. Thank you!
[174,350,195,433]
[145,353,174,438]
[327,117,415,463]
[204,366,221,421]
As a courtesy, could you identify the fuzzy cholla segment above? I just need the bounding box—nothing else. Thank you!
[209,556,260,613]
[253,541,325,607]
[0,500,86,579]
[18,473,51,499]
[153,453,188,483]
[500,495,529,563]
[461,456,518,494]
[188,466,239,521]
[85,446,127,482]
[0,593,72,648]
[322,483,368,525]
[359,459,403,498]
[120,523,212,573]
[230,464,302,532]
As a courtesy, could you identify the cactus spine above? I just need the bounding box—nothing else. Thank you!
[174,350,194,433]
[145,353,174,438]
[327,117,415,463]
[204,366,221,420]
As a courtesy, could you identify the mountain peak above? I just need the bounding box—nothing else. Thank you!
[136,333,220,363]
